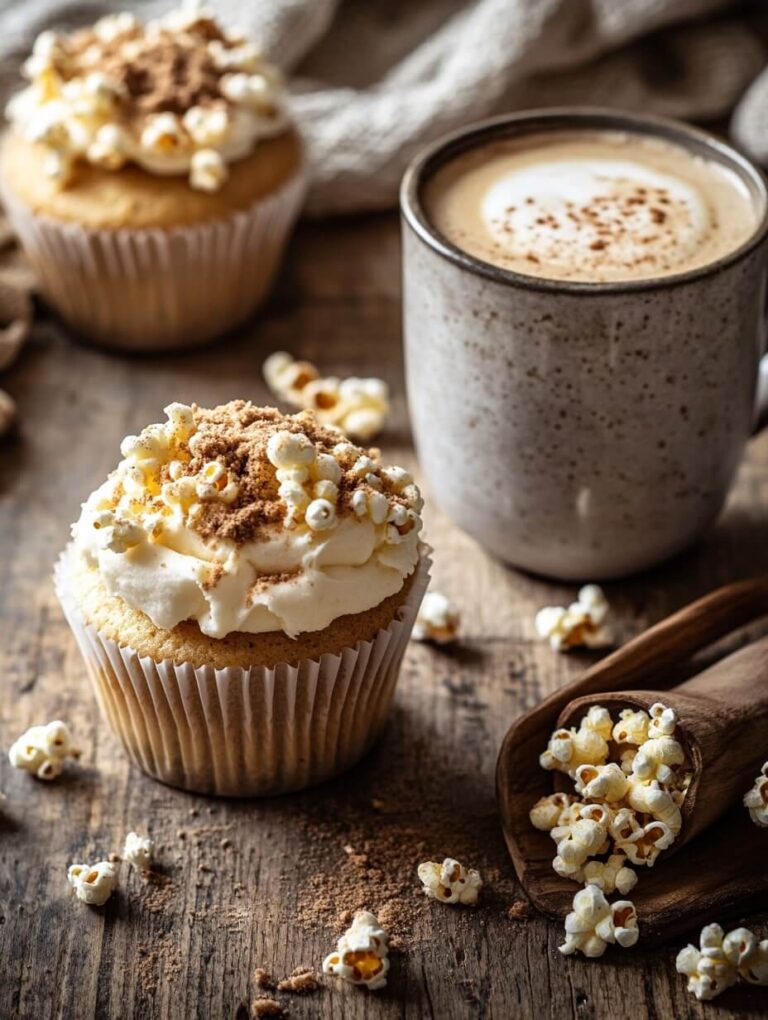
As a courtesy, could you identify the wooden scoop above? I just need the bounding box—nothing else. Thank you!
[497,577,768,943]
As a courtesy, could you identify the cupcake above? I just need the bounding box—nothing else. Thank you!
[0,7,305,351]
[55,401,429,795]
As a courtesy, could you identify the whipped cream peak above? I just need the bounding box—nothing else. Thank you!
[483,159,709,279]
[7,6,289,190]
[72,401,423,639]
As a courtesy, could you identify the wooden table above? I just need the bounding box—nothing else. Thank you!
[1,213,767,1020]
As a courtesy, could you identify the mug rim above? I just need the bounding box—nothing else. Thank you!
[399,106,768,295]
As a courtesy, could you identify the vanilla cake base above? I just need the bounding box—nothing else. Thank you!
[0,131,306,350]
[55,547,429,796]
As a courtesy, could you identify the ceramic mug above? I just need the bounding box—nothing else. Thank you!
[400,108,768,579]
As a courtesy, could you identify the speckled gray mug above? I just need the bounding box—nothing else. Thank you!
[400,109,768,579]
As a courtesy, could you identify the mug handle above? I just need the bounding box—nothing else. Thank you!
[756,357,768,434]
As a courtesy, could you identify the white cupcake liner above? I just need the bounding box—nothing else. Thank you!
[54,548,430,797]
[0,167,306,352]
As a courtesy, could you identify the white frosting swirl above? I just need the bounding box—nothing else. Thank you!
[71,403,423,640]
[6,7,290,191]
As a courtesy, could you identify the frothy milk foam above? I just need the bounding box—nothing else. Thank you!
[425,131,760,283]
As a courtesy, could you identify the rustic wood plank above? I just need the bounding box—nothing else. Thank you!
[1,213,767,1019]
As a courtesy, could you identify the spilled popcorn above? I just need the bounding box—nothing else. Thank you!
[530,700,692,955]
[559,885,639,958]
[676,923,768,1000]
[412,592,461,644]
[417,857,483,905]
[263,351,390,441]
[744,762,768,827]
[8,720,81,780]
[123,831,154,871]
[323,911,390,990]
[67,860,117,906]
[535,584,611,651]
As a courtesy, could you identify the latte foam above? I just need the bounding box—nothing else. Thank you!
[426,131,760,283]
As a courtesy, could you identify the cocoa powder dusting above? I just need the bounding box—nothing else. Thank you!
[289,764,521,944]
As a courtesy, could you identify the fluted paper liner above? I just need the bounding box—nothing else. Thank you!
[0,167,306,352]
[54,549,430,796]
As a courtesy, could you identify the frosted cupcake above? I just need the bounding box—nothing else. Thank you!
[0,7,305,350]
[55,401,429,795]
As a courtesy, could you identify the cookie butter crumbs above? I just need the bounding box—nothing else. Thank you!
[277,968,320,994]
[250,998,285,1019]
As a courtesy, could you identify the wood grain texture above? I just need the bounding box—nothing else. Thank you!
[1,213,768,1019]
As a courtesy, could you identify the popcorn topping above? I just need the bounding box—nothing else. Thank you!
[559,886,639,958]
[72,401,423,641]
[322,911,390,991]
[7,7,289,189]
[8,720,81,780]
[675,923,768,1000]
[412,591,461,644]
[417,858,483,905]
[68,860,117,906]
[123,831,154,871]
[744,761,768,827]
[535,584,611,652]
[263,351,390,441]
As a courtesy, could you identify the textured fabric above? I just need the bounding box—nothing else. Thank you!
[0,0,766,215]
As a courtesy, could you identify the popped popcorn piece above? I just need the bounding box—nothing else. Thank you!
[744,761,768,827]
[266,430,317,469]
[68,860,117,906]
[648,701,677,738]
[141,112,184,153]
[615,819,674,867]
[552,806,610,877]
[262,351,390,441]
[626,778,682,835]
[619,747,637,775]
[539,708,610,775]
[194,460,239,503]
[305,498,337,532]
[611,708,650,746]
[740,940,768,985]
[190,148,227,192]
[529,792,579,832]
[123,831,154,872]
[322,911,390,990]
[676,924,739,1001]
[417,858,483,905]
[535,584,611,652]
[574,763,628,803]
[412,591,460,644]
[183,105,229,147]
[558,886,639,958]
[581,854,637,896]
[722,928,758,968]
[9,720,81,780]
[631,736,685,784]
